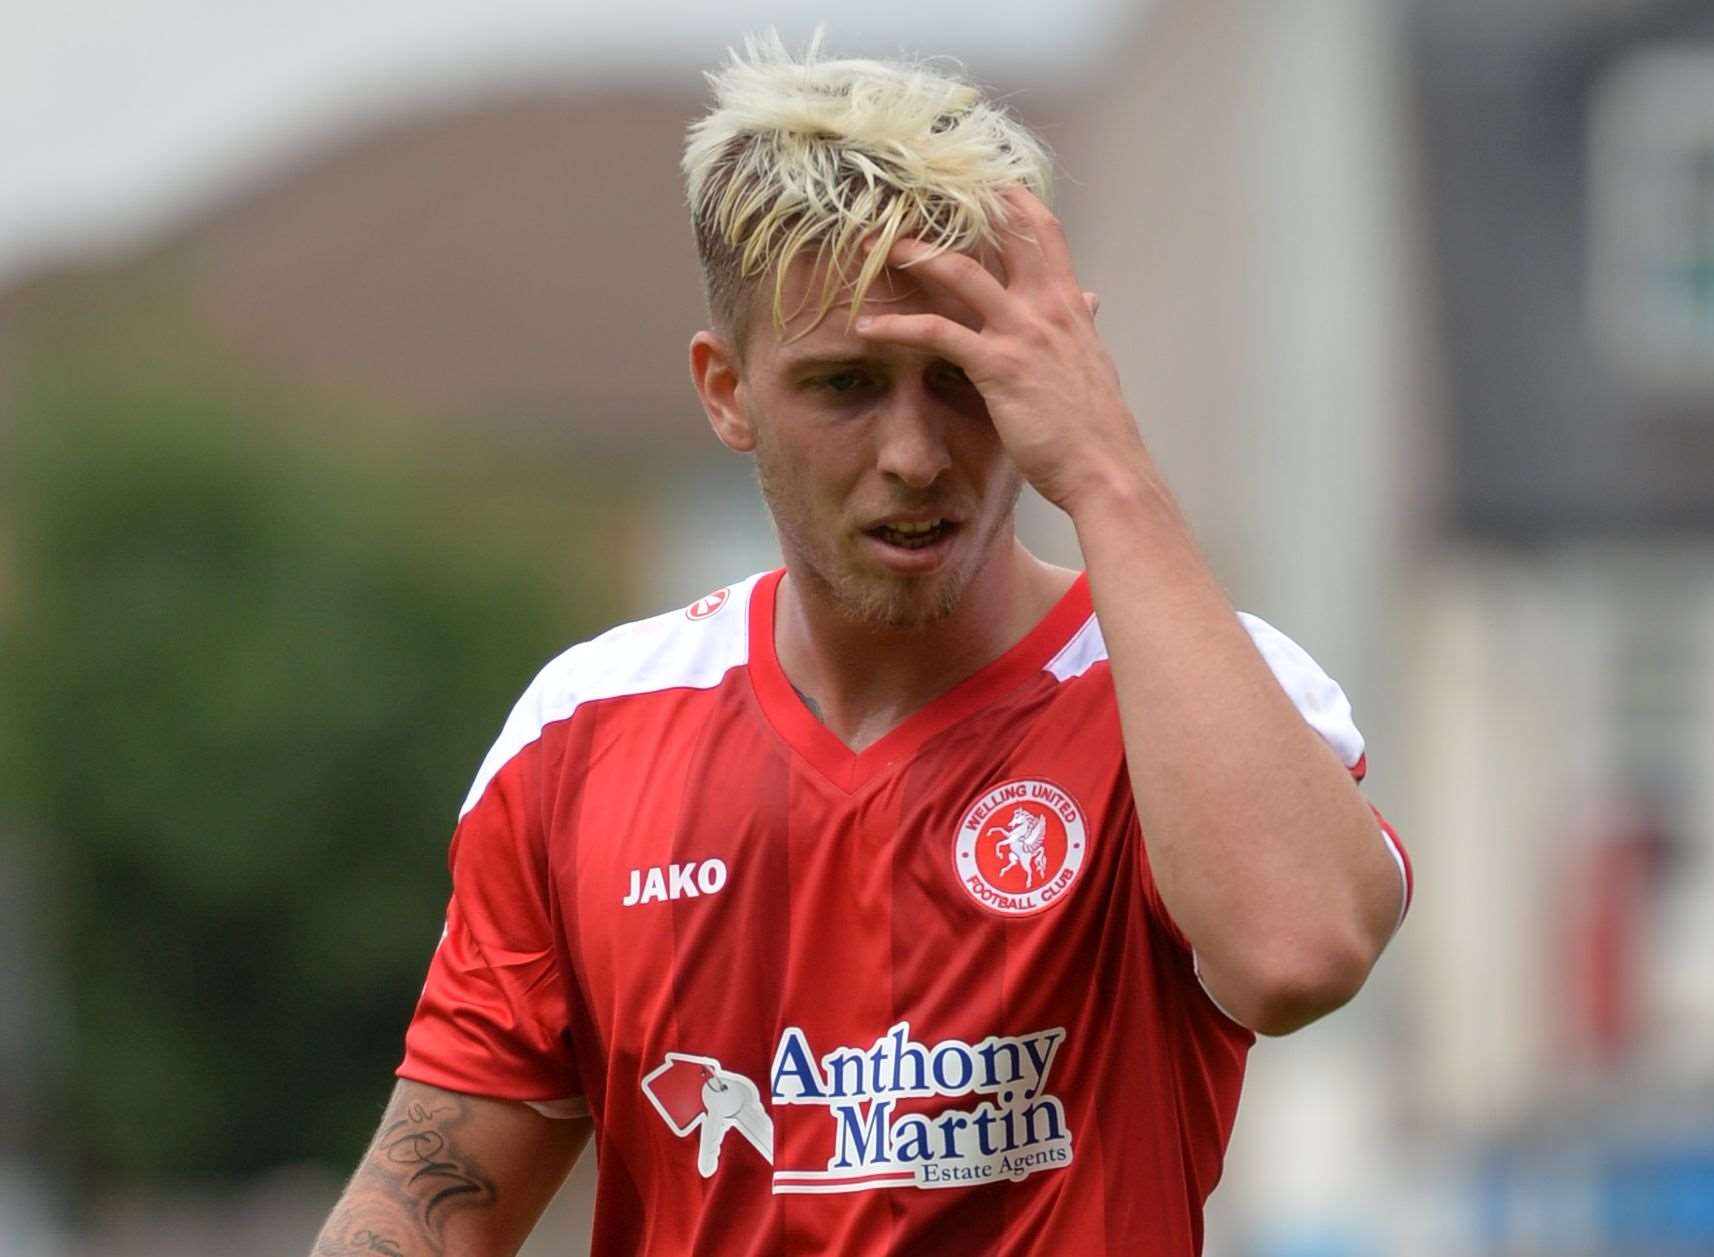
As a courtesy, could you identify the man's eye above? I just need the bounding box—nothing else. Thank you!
[817,371,865,393]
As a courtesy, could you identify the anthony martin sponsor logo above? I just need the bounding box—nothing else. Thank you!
[769,1021,1074,1193]
[642,1023,1076,1194]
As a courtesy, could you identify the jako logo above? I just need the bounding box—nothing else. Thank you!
[686,588,729,620]
[623,859,729,906]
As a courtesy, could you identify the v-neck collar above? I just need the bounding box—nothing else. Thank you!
[746,567,1094,794]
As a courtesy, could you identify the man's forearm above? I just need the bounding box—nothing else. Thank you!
[1071,461,1402,1034]
[313,1084,499,1257]
[311,1080,583,1257]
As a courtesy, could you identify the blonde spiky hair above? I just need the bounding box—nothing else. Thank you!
[683,29,1054,348]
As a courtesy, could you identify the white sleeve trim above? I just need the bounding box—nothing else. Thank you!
[1193,820,1411,1031]
[1379,821,1411,939]
[526,1096,590,1120]
[1190,950,1253,1031]
[1235,611,1366,771]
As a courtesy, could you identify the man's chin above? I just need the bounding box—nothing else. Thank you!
[833,568,965,629]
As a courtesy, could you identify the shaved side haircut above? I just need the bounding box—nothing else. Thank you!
[682,30,1055,351]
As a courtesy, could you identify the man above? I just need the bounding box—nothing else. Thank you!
[311,31,1411,1257]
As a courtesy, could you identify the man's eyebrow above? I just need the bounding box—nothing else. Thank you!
[777,353,872,373]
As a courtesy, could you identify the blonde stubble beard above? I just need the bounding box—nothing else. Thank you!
[750,434,1024,630]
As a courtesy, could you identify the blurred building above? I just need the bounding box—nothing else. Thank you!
[1400,1,1714,1251]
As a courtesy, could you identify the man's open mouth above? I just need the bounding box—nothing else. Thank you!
[867,519,955,550]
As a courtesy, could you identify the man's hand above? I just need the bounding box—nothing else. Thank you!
[854,185,1146,517]
[311,1079,590,1257]
[859,186,1405,1035]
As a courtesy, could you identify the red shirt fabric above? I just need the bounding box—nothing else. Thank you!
[400,569,1411,1255]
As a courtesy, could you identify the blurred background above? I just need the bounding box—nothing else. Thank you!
[4,0,1713,1253]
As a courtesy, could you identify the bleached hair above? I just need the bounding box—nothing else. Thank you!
[683,30,1054,348]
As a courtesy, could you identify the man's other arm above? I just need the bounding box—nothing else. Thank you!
[856,189,1403,1037]
[1071,483,1403,1036]
[310,1079,591,1257]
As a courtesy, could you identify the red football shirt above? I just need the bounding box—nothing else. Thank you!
[400,569,1411,1255]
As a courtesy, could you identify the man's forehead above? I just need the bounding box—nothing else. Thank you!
[783,253,924,313]
[759,246,999,351]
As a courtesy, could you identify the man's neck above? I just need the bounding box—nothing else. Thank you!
[773,540,1076,753]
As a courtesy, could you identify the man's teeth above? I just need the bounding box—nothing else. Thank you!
[874,519,947,551]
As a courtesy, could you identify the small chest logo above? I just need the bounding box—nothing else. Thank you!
[641,1053,773,1177]
[954,779,1087,916]
[686,587,730,620]
[623,858,729,906]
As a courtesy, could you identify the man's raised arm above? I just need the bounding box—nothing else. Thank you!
[311,1079,591,1257]
[853,187,1406,1035]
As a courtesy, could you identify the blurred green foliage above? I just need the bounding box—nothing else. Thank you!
[2,326,618,1187]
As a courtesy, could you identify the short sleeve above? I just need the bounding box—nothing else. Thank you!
[398,735,585,1113]
[1235,613,1367,775]
[1236,612,1413,929]
[1141,615,1414,953]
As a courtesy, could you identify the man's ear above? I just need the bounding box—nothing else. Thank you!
[689,330,754,453]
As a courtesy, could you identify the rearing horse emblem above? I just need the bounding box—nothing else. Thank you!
[988,807,1049,888]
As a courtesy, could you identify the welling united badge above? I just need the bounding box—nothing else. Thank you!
[953,779,1088,916]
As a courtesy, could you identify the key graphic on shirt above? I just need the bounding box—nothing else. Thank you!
[697,1068,773,1175]
[640,1052,774,1178]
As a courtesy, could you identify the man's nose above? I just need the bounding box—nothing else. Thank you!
[873,382,954,489]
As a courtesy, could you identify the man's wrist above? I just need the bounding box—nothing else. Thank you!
[1064,452,1234,614]
[1062,448,1187,543]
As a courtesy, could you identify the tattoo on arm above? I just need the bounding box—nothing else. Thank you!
[313,1091,498,1257]
[375,1102,494,1231]
[316,1232,406,1257]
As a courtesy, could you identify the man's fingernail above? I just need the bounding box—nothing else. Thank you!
[854,316,874,332]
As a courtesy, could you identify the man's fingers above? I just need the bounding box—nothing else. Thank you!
[876,237,1009,322]
[1083,290,1101,319]
[996,210,1053,289]
[999,186,1081,293]
[854,310,986,367]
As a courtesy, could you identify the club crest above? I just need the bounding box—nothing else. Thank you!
[953,779,1088,917]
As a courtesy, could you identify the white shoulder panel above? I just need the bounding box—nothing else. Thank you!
[1234,611,1365,770]
[1045,613,1109,682]
[458,572,766,818]
[1042,610,1365,770]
